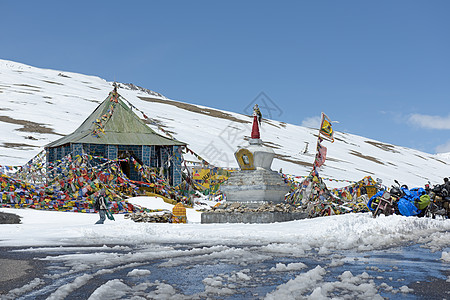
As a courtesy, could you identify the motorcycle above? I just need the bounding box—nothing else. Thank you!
[367,180,429,218]
[371,190,395,218]
[367,179,399,218]
[394,180,430,217]
[424,182,450,219]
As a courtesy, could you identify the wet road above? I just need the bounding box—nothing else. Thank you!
[0,242,448,299]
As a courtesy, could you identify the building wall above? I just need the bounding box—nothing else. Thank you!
[83,144,107,158]
[171,146,183,186]
[46,143,183,185]
[46,144,71,163]
[61,144,71,159]
[150,145,158,168]
[107,145,118,160]
[71,143,83,157]
[142,145,151,166]
[46,147,54,162]
[160,146,169,169]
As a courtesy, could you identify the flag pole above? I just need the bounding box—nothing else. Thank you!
[312,112,325,175]
[313,112,333,174]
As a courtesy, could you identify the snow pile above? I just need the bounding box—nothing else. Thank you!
[265,266,327,299]
[202,276,235,295]
[265,267,416,299]
[47,274,93,300]
[146,281,179,299]
[1,207,449,254]
[270,262,307,272]
[441,251,450,262]
[2,278,45,300]
[399,285,415,293]
[127,269,151,277]
[88,279,135,300]
[0,207,447,299]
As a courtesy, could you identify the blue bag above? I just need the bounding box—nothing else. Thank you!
[397,198,420,216]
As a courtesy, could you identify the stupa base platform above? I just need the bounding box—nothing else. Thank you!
[201,211,307,224]
[201,202,308,224]
[220,169,290,205]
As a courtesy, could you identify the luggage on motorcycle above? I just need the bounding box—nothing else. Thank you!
[398,198,420,216]
[416,194,430,210]
[367,190,384,211]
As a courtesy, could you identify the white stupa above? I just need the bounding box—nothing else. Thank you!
[220,105,290,205]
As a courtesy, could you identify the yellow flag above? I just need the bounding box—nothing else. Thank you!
[319,113,334,142]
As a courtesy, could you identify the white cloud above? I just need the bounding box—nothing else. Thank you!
[409,114,450,130]
[301,116,321,128]
[435,140,450,154]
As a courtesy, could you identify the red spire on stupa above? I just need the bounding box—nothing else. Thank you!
[251,114,260,139]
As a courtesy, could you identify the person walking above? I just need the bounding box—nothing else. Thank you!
[95,190,107,224]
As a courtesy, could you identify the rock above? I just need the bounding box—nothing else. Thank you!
[126,211,173,223]
[0,212,21,224]
[205,202,305,215]
[230,203,241,209]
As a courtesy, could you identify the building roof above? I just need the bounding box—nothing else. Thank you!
[46,91,186,148]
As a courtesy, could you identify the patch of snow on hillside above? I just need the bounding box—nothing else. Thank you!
[1,59,449,188]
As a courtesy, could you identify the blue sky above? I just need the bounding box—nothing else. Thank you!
[2,1,450,154]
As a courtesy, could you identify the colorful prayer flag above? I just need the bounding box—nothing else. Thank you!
[314,142,327,168]
[319,112,334,142]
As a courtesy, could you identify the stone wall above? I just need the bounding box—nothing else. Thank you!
[201,211,307,224]
[200,202,307,224]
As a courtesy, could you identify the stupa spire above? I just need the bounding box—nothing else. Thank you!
[251,104,262,139]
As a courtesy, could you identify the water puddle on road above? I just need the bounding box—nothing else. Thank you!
[1,243,448,299]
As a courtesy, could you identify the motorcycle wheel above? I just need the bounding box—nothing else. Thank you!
[373,206,384,218]
[372,206,380,218]
[424,205,432,218]
[384,205,392,216]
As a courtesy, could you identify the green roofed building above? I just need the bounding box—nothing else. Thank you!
[45,90,186,185]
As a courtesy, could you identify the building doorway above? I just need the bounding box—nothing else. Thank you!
[118,150,131,179]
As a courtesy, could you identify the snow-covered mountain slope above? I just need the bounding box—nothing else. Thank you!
[0,59,448,188]
[436,152,450,161]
